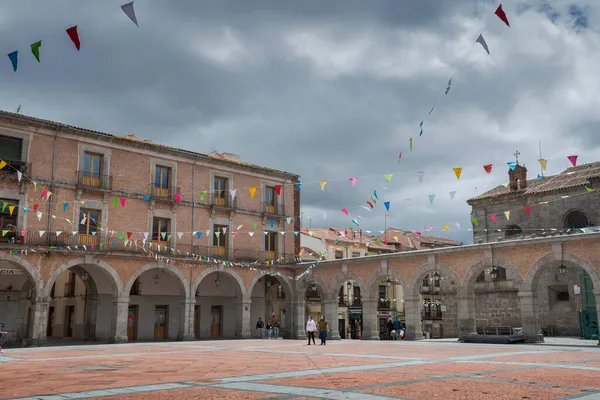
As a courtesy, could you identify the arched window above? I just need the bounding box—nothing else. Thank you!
[564,210,589,229]
[505,224,522,238]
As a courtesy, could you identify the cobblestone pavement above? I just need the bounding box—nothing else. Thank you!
[2,340,600,399]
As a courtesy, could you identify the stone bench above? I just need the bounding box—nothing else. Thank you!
[477,326,523,336]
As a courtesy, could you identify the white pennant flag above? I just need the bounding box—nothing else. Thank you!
[264,231,268,235]
[36,211,42,221]
[476,33,490,55]
[237,225,243,230]
[417,171,425,183]
[206,229,211,236]
[449,191,456,200]
[72,231,78,236]
[39,231,45,237]
[177,232,184,239]
[80,217,87,225]
[222,227,227,234]
[229,188,237,201]
[286,217,292,224]
[280,231,285,235]
[143,232,149,240]
[249,232,255,237]
[17,171,22,182]
[56,231,62,236]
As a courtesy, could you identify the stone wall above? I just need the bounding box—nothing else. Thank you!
[474,286,521,329]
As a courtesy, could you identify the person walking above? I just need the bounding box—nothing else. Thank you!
[318,316,329,345]
[273,321,280,339]
[266,320,272,339]
[0,322,6,353]
[256,318,264,339]
[386,318,394,341]
[393,318,403,340]
[306,316,316,345]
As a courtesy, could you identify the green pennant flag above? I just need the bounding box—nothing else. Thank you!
[1,201,7,212]
[167,234,172,242]
[199,191,207,201]
[472,218,479,226]
[112,198,119,208]
[2,230,8,236]
[31,41,42,62]
[118,231,123,240]
[253,222,257,230]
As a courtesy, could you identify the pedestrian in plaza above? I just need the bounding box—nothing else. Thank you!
[273,320,280,339]
[387,318,394,340]
[266,320,272,339]
[256,318,264,339]
[306,316,316,345]
[318,316,328,345]
[0,322,6,353]
[394,318,403,340]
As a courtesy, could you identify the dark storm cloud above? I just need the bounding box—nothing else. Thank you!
[1,0,599,244]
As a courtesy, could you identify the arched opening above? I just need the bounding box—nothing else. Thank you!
[46,263,120,343]
[505,225,522,239]
[375,276,405,340]
[0,260,40,347]
[564,210,590,230]
[531,260,598,339]
[127,264,187,341]
[337,280,362,339]
[194,271,244,339]
[250,274,292,339]
[305,281,324,322]
[419,271,449,339]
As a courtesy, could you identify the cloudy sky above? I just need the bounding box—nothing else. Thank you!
[1,0,598,244]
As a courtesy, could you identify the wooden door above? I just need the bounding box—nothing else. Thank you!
[47,306,55,337]
[127,306,138,341]
[210,306,222,337]
[194,305,200,339]
[65,306,75,337]
[153,306,168,339]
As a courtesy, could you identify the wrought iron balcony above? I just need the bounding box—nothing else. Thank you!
[211,192,237,209]
[76,170,112,190]
[0,160,30,179]
[150,185,180,200]
[262,202,283,215]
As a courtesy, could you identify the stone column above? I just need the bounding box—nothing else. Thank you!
[295,299,307,340]
[84,294,98,341]
[323,299,340,340]
[404,294,424,340]
[110,297,130,343]
[457,293,477,340]
[361,298,379,340]
[518,290,544,343]
[239,299,252,338]
[178,298,195,341]
[595,292,600,346]
[29,297,49,347]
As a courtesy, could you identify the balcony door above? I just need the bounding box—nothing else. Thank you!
[212,225,227,257]
[78,209,100,245]
[0,135,22,162]
[154,166,171,197]
[152,217,171,247]
[264,231,277,261]
[214,177,228,206]
[83,152,103,187]
[264,186,276,213]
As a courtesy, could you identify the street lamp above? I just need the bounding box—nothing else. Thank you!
[347,281,352,305]
[215,272,221,287]
[386,278,393,288]
[490,267,498,281]
[433,272,440,286]
[153,273,160,285]
[558,263,567,275]
[80,272,89,281]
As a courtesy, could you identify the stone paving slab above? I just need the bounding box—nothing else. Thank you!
[2,340,600,400]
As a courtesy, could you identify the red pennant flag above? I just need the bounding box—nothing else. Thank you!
[495,4,510,27]
[33,204,39,212]
[568,155,578,167]
[274,185,282,195]
[524,205,531,215]
[483,164,493,174]
[126,232,132,239]
[119,197,126,207]
[66,26,81,50]
[366,201,374,209]
[490,214,497,223]
[231,231,237,237]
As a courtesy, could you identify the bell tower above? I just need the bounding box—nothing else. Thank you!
[509,151,527,191]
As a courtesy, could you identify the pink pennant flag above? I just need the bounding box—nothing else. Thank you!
[119,197,126,207]
[568,155,578,167]
[349,177,358,187]
[490,214,497,223]
[174,193,181,203]
[397,152,402,164]
[40,188,48,199]
[341,208,349,215]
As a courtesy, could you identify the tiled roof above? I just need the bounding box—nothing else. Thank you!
[300,228,395,251]
[0,110,299,179]
[468,162,600,202]
[377,228,461,248]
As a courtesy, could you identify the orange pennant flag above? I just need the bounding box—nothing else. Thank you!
[248,187,256,198]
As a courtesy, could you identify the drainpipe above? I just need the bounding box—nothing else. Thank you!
[46,125,59,232]
[281,176,289,261]
[189,161,196,339]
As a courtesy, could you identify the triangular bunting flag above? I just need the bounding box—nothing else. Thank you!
[428,194,435,204]
[66,26,81,51]
[249,187,257,198]
[449,191,456,200]
[320,180,327,191]
[568,155,578,167]
[384,174,393,183]
[538,159,547,171]
[490,214,497,223]
[341,208,348,215]
[495,4,510,27]
[384,201,390,212]
[7,51,18,72]
[507,162,517,171]
[483,164,493,174]
[274,185,282,196]
[121,1,139,26]
[295,182,302,191]
[349,178,358,187]
[453,167,462,180]
[476,33,490,55]
[524,205,531,215]
[229,188,237,200]
[417,171,425,183]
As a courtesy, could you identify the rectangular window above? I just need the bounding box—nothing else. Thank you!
[212,225,227,247]
[352,251,360,258]
[378,285,387,300]
[265,186,275,206]
[0,199,18,241]
[82,152,104,187]
[152,217,170,242]
[0,135,23,161]
[264,232,277,252]
[214,177,228,206]
[334,250,344,259]
[78,209,100,235]
[154,166,171,197]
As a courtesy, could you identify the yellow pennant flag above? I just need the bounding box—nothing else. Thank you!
[8,205,15,216]
[585,186,596,193]
[443,225,449,231]
[320,180,327,191]
[393,236,399,242]
[0,160,6,170]
[504,211,510,221]
[248,187,257,198]
[453,167,462,180]
[538,159,547,171]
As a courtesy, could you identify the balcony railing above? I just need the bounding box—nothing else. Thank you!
[262,202,283,215]
[150,185,180,199]
[338,296,363,307]
[76,170,112,190]
[378,299,394,310]
[423,308,443,320]
[0,160,30,178]
[211,193,237,209]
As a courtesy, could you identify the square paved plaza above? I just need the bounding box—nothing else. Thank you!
[1,340,600,399]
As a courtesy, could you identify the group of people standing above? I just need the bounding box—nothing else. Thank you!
[306,316,329,345]
[255,318,280,339]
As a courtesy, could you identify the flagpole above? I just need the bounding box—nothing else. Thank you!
[539,141,543,177]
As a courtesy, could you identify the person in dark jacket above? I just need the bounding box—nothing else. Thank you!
[256,318,264,338]
[386,318,394,340]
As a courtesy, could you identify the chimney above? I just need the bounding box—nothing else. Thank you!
[508,164,528,191]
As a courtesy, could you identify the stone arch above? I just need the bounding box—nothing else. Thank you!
[192,265,246,297]
[409,263,461,296]
[246,271,294,301]
[328,272,366,300]
[523,252,600,290]
[297,273,328,300]
[2,254,43,297]
[505,224,523,238]
[366,269,408,298]
[43,256,124,298]
[124,262,190,299]
[563,209,590,229]
[460,259,523,296]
